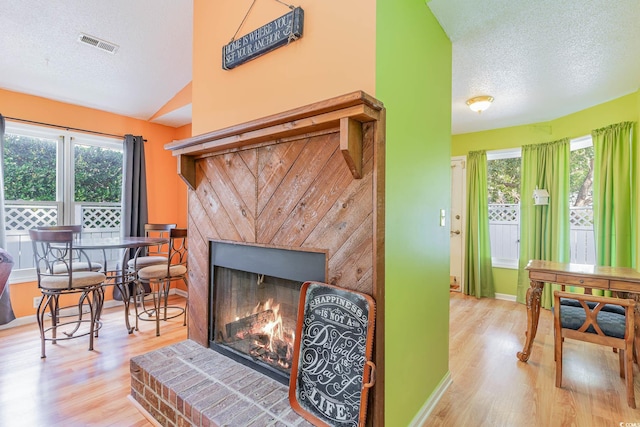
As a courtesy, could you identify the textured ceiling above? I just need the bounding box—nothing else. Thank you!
[428,0,640,134]
[0,0,192,127]
[1,2,638,133]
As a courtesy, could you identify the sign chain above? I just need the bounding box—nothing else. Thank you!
[230,0,297,43]
[273,0,295,9]
[229,0,258,43]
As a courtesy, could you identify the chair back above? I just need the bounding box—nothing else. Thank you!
[144,223,176,257]
[553,291,634,345]
[29,229,76,290]
[37,225,83,233]
[167,228,188,270]
[36,225,102,271]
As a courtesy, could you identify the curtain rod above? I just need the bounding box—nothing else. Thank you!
[3,116,137,140]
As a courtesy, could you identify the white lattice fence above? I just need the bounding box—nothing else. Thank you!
[488,204,519,224]
[77,204,121,230]
[4,202,59,231]
[570,206,593,229]
[5,201,121,272]
[488,204,595,265]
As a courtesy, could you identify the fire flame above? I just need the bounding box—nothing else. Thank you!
[245,298,294,369]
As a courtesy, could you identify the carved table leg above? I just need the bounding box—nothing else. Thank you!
[517,280,544,362]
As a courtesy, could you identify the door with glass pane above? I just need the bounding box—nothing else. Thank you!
[450,157,465,292]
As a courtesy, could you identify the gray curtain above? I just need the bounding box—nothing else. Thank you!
[114,134,148,301]
[0,115,15,324]
[121,134,148,238]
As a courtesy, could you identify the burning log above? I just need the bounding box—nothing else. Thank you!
[274,339,290,359]
[221,300,295,372]
[227,334,293,370]
[225,309,275,340]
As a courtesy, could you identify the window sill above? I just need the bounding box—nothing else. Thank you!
[9,270,37,284]
[492,259,519,270]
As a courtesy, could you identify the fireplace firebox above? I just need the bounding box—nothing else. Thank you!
[209,241,326,385]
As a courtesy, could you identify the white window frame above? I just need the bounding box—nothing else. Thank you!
[571,135,592,151]
[5,121,122,226]
[486,136,594,270]
[487,147,521,269]
[4,121,122,282]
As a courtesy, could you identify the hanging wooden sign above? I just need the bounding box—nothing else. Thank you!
[222,7,304,70]
[289,281,376,427]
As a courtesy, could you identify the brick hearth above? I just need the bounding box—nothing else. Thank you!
[130,340,313,427]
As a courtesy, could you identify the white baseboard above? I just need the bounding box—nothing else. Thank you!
[0,299,121,330]
[173,288,188,298]
[409,371,453,427]
[0,289,185,331]
[495,293,516,302]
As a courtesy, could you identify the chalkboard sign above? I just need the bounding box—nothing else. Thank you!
[289,281,376,427]
[222,7,304,70]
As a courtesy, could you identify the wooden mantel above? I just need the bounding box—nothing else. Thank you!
[164,91,384,189]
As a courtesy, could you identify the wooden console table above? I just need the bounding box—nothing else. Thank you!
[518,259,640,362]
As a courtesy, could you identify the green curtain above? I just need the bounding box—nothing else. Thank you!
[464,150,495,298]
[593,121,636,270]
[516,139,570,308]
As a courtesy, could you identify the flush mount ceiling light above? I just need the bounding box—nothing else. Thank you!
[466,96,494,113]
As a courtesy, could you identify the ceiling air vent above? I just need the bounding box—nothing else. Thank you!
[77,33,119,54]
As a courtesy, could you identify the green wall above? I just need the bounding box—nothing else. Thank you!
[493,268,518,295]
[377,1,452,425]
[453,91,640,295]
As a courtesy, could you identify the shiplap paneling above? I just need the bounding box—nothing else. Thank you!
[186,129,374,345]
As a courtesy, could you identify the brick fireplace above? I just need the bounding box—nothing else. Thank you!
[159,91,385,425]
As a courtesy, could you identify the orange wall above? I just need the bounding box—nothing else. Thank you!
[0,88,189,317]
[192,0,376,134]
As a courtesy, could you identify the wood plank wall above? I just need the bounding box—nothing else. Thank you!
[186,124,375,346]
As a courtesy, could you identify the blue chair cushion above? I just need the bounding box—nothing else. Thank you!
[560,297,626,315]
[559,304,627,339]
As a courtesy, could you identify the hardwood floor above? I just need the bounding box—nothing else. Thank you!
[2,292,638,427]
[0,296,187,426]
[428,292,640,426]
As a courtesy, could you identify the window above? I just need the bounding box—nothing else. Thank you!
[486,137,595,268]
[3,121,123,278]
[487,148,521,268]
[568,136,595,264]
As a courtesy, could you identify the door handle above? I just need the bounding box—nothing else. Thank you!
[450,230,461,235]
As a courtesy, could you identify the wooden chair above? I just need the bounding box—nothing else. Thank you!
[30,229,106,358]
[553,290,636,408]
[135,228,188,336]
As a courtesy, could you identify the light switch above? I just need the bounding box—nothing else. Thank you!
[440,209,446,227]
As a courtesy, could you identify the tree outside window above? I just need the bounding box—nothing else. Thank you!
[486,138,595,267]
